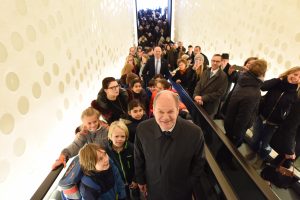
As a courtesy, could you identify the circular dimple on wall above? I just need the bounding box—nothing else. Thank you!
[13,138,26,156]
[278,25,284,34]
[18,96,29,115]
[76,59,80,69]
[36,51,44,66]
[58,81,64,93]
[41,0,49,6]
[258,43,263,50]
[43,72,51,86]
[6,72,20,91]
[54,37,61,50]
[277,54,283,64]
[52,63,59,76]
[295,33,300,42]
[274,38,280,47]
[65,73,71,84]
[32,82,42,98]
[38,20,47,34]
[281,43,288,51]
[48,15,56,29]
[66,49,72,60]
[71,66,76,76]
[56,110,63,121]
[0,160,10,182]
[0,113,15,134]
[264,47,269,55]
[285,61,291,68]
[26,25,37,42]
[75,80,79,90]
[11,32,24,51]
[0,42,8,62]
[64,98,69,109]
[56,11,63,24]
[80,73,84,82]
[16,0,27,15]
[269,51,275,59]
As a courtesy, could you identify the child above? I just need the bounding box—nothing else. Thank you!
[59,143,126,199]
[149,79,189,118]
[52,107,108,170]
[127,78,149,111]
[105,120,140,199]
[125,99,148,143]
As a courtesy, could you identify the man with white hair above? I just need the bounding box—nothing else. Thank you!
[134,90,205,200]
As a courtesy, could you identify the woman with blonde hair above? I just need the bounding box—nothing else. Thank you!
[248,66,300,169]
[120,63,134,87]
[186,54,206,97]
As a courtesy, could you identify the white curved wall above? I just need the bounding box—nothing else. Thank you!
[174,0,300,79]
[0,0,136,199]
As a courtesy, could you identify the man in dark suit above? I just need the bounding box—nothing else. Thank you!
[193,54,228,118]
[134,90,205,200]
[142,46,170,86]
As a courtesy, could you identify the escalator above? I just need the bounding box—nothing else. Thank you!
[31,80,279,200]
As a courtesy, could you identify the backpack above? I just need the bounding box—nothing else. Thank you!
[58,156,83,199]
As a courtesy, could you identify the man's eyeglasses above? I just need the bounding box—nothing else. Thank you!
[107,85,120,90]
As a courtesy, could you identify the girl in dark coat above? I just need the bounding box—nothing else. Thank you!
[250,67,300,167]
[125,99,148,143]
[127,79,149,111]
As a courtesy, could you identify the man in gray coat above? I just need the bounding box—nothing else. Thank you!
[134,90,205,200]
[193,54,228,118]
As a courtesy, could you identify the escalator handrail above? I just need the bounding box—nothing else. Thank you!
[31,164,65,200]
[204,144,238,200]
[168,79,279,200]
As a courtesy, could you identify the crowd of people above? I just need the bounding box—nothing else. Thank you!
[51,43,300,199]
[137,7,170,48]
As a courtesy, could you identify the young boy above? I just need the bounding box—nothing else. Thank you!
[58,143,126,200]
[105,120,140,199]
[51,107,108,170]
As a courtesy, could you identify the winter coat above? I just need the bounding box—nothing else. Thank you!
[224,71,263,145]
[96,88,128,124]
[259,78,298,125]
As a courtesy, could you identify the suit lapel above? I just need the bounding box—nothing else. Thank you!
[202,68,220,90]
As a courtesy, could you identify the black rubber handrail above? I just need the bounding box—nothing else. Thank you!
[169,79,279,200]
[204,144,238,200]
[31,164,65,200]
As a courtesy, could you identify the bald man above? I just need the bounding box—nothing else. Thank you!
[142,46,171,86]
[134,90,205,200]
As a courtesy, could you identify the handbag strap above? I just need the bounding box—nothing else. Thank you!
[265,92,284,121]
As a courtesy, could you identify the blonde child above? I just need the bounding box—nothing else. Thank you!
[52,107,108,170]
[105,120,140,199]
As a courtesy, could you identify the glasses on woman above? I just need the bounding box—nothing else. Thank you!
[107,84,120,90]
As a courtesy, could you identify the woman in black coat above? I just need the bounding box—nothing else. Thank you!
[270,98,300,167]
[250,67,300,164]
